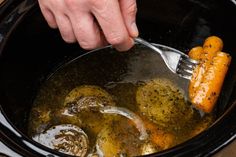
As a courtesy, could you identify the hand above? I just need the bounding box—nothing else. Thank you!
[38,0,138,51]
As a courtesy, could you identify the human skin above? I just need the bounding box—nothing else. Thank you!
[38,0,138,51]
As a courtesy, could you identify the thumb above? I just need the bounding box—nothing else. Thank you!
[120,0,139,38]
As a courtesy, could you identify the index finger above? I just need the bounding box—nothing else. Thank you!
[90,0,134,51]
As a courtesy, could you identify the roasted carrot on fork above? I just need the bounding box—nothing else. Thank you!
[188,36,231,113]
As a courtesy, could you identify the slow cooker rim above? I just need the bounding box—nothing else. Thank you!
[1,0,236,156]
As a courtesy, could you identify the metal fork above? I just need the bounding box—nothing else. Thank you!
[134,37,199,80]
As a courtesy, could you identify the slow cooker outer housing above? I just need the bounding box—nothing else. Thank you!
[0,0,236,157]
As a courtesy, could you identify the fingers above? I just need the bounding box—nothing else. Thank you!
[38,0,137,51]
[90,0,134,51]
[38,0,76,43]
[54,14,77,43]
[120,0,138,38]
[38,0,57,28]
[67,10,106,49]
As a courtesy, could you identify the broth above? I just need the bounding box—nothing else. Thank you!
[28,45,215,156]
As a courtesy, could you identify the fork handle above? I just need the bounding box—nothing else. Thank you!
[134,37,163,55]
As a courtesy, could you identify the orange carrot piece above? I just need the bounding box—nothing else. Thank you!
[188,46,204,99]
[188,46,203,60]
[191,52,231,113]
[189,36,223,100]
[143,120,174,150]
[127,118,174,150]
[202,36,223,60]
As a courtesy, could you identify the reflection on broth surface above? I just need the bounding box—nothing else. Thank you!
[33,124,89,156]
[29,82,214,157]
[28,46,215,156]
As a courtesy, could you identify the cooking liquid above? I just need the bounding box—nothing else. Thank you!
[29,81,214,157]
[28,45,215,156]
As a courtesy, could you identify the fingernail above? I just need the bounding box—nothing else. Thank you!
[131,22,139,37]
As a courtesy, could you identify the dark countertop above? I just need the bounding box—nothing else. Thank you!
[213,140,236,157]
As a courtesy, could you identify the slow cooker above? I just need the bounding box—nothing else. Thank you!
[0,0,236,156]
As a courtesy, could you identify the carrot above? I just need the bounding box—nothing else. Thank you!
[191,52,231,113]
[128,118,174,150]
[189,36,223,61]
[188,46,204,99]
[202,36,223,60]
[145,121,174,150]
[189,36,223,101]
[188,46,203,60]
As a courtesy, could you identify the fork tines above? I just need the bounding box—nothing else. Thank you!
[176,56,198,80]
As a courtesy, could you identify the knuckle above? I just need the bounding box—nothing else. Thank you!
[79,41,97,50]
[64,0,75,6]
[64,37,76,43]
[107,34,127,45]
[62,36,75,43]
[89,0,108,11]
[48,22,58,29]
[64,0,79,11]
[61,31,76,43]
[89,0,104,7]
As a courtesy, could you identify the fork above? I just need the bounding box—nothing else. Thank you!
[134,37,199,80]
